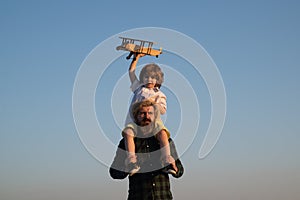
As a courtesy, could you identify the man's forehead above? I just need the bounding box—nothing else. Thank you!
[139,106,154,112]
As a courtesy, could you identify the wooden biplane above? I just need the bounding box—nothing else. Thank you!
[116,37,162,59]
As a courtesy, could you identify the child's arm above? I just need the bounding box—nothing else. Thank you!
[153,94,167,115]
[128,53,145,84]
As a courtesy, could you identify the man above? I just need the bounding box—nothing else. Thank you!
[109,100,184,200]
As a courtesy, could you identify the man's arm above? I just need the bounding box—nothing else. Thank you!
[169,138,184,178]
[109,139,129,179]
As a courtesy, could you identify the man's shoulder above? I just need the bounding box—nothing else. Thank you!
[117,138,126,149]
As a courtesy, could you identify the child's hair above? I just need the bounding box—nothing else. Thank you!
[139,63,164,88]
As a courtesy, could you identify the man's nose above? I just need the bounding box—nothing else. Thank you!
[144,112,150,118]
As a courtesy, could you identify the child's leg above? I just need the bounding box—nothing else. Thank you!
[156,129,178,173]
[123,128,136,163]
[156,129,171,156]
[123,128,140,175]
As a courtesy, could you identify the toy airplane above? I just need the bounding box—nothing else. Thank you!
[116,37,162,59]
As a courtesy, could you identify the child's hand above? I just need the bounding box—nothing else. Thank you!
[134,53,147,60]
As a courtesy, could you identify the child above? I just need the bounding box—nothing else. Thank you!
[122,53,177,176]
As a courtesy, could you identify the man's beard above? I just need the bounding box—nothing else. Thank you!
[137,118,155,136]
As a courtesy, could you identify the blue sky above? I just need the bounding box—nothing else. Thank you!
[1,1,300,199]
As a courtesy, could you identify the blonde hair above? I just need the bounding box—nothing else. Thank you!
[139,63,164,88]
[130,100,160,123]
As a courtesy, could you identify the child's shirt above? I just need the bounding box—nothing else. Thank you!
[124,80,167,125]
[130,80,166,112]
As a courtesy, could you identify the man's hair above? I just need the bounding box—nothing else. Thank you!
[130,100,160,123]
[139,63,164,88]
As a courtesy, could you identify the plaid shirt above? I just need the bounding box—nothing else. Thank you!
[110,136,184,200]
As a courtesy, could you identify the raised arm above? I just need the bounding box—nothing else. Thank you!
[128,53,146,84]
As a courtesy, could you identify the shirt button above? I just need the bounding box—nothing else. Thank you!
[153,183,155,186]
[146,145,149,148]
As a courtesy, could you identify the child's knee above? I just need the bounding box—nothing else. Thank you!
[156,129,169,140]
[156,129,170,139]
[122,127,135,138]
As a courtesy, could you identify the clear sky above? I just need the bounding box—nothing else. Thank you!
[1,0,299,200]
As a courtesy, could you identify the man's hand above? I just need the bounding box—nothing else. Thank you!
[166,155,178,173]
[161,155,178,175]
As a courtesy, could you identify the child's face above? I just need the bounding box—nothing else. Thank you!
[142,73,157,88]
